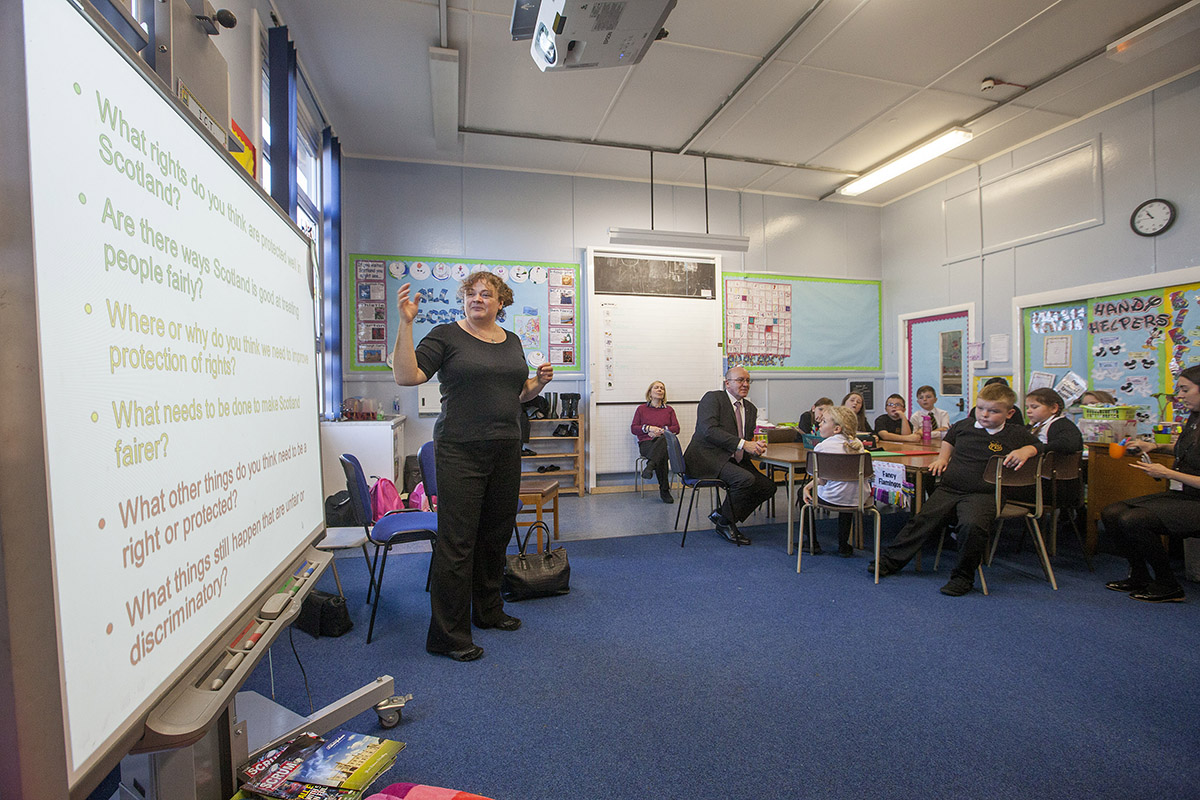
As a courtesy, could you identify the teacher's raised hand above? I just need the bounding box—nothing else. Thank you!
[396,282,423,325]
[535,363,554,386]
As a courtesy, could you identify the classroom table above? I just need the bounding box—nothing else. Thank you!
[870,443,942,510]
[757,443,808,554]
[1084,443,1174,553]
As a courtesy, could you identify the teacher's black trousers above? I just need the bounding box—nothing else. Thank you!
[427,438,521,653]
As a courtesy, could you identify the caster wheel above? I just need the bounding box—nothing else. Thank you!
[378,709,401,729]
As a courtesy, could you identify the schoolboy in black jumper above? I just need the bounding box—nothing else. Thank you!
[869,382,1042,596]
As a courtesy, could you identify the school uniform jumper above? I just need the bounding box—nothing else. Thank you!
[878,419,1041,582]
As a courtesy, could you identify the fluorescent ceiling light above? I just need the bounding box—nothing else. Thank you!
[837,127,973,197]
[429,46,460,151]
[1106,0,1200,62]
[608,227,750,253]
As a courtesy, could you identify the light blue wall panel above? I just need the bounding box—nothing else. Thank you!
[463,168,575,263]
[1154,70,1200,271]
[344,160,463,257]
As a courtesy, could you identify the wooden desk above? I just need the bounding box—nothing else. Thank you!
[757,443,807,554]
[518,478,560,552]
[1085,443,1173,553]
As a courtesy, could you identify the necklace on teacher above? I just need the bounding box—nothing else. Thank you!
[464,319,501,342]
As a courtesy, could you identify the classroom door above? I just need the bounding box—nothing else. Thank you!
[902,307,972,424]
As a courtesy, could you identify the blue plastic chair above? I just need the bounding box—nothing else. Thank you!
[663,430,727,547]
[340,451,438,644]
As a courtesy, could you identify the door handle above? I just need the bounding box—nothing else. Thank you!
[957,398,965,411]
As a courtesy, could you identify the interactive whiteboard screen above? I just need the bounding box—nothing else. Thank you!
[23,1,323,777]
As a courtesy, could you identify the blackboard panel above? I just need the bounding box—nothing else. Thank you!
[593,255,717,298]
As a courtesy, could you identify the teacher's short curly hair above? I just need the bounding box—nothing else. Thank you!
[458,271,514,322]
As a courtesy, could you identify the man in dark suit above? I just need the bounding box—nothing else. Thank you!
[684,366,777,545]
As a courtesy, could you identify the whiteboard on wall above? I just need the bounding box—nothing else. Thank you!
[586,248,725,486]
[586,248,724,402]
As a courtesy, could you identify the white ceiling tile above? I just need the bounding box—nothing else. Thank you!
[813,89,994,171]
[596,44,758,149]
[573,147,659,182]
[929,0,1185,97]
[712,67,914,164]
[266,0,1200,207]
[1035,28,1200,117]
[462,134,590,174]
[658,0,821,56]
[803,0,1060,85]
[754,169,846,199]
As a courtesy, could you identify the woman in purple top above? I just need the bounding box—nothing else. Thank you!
[631,380,681,503]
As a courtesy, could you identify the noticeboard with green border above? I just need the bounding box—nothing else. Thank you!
[722,272,882,370]
[348,254,582,373]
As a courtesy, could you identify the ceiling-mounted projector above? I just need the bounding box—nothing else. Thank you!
[530,0,677,71]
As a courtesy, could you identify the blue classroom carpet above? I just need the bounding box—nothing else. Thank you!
[243,520,1200,800]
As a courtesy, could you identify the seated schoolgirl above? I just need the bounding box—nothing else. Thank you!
[842,391,870,433]
[1023,387,1084,507]
[799,397,834,434]
[875,394,919,442]
[803,405,868,558]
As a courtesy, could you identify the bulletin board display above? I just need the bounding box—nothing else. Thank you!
[722,273,882,370]
[347,254,582,373]
[1022,281,1200,430]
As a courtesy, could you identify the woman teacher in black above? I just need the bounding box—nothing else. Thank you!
[392,271,553,660]
[1101,364,1200,603]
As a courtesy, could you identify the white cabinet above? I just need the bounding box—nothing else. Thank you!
[319,417,406,499]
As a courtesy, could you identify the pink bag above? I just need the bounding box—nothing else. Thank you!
[369,477,404,521]
[407,482,434,512]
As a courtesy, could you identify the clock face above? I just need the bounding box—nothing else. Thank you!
[1131,199,1176,237]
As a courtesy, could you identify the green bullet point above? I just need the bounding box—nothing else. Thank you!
[78,193,86,204]
[74,83,81,95]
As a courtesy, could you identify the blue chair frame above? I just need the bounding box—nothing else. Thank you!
[340,451,438,644]
[663,430,727,547]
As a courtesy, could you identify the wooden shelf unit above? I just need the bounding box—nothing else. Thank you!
[522,415,584,496]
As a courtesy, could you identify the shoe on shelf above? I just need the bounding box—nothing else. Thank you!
[522,447,537,456]
[1105,576,1150,593]
[546,464,560,472]
[428,644,485,662]
[939,575,974,596]
[1129,583,1186,603]
[473,613,521,631]
[552,424,570,436]
[641,464,655,479]
[659,489,675,504]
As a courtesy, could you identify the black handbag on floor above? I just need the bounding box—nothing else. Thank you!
[295,589,353,638]
[502,521,570,601]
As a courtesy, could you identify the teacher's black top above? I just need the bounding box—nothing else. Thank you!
[415,323,528,442]
[1173,411,1200,499]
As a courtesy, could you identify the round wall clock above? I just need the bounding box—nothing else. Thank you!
[1130,198,1176,237]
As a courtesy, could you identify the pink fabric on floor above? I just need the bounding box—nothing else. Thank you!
[365,783,494,800]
